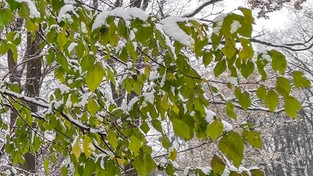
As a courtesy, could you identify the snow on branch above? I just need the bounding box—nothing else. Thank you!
[0,88,106,135]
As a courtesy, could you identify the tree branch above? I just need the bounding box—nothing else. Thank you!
[183,0,222,18]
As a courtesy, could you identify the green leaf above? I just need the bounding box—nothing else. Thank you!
[243,129,262,149]
[226,101,237,119]
[250,169,265,176]
[214,59,226,77]
[293,71,311,88]
[61,166,68,176]
[133,152,157,176]
[256,55,268,80]
[86,62,105,92]
[239,7,254,24]
[133,82,141,95]
[172,118,193,140]
[238,91,251,110]
[222,38,236,58]
[87,98,100,115]
[72,136,81,160]
[107,130,118,149]
[256,86,267,100]
[218,131,244,168]
[276,76,291,97]
[239,38,254,59]
[270,50,287,74]
[161,93,169,110]
[161,135,171,149]
[169,148,177,161]
[265,90,279,112]
[194,98,205,113]
[207,118,224,140]
[285,96,302,118]
[211,154,225,175]
[241,60,255,79]
[129,136,142,156]
[44,158,50,174]
[203,51,213,66]
[83,135,93,158]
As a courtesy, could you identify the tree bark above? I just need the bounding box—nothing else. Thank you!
[20,32,42,173]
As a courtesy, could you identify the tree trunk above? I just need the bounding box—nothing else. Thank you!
[20,31,42,173]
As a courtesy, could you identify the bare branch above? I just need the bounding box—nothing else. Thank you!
[183,0,222,18]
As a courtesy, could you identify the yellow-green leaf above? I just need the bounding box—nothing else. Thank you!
[169,148,177,161]
[243,129,262,149]
[83,135,93,158]
[207,118,224,140]
[218,131,244,168]
[238,91,251,110]
[161,93,169,110]
[276,76,291,97]
[214,59,226,77]
[265,90,279,112]
[172,118,193,140]
[293,71,311,88]
[107,129,118,149]
[226,101,237,119]
[270,50,287,74]
[72,136,81,160]
[129,136,142,156]
[211,154,225,175]
[87,98,100,115]
[86,62,105,92]
[285,96,302,118]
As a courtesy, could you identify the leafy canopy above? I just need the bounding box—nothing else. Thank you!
[0,0,311,175]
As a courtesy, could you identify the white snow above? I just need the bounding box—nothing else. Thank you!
[92,11,110,30]
[213,26,222,35]
[222,120,233,132]
[230,20,241,33]
[183,166,190,176]
[155,24,176,56]
[142,92,155,104]
[213,13,227,35]
[261,54,271,62]
[64,0,75,4]
[198,167,211,174]
[68,42,78,53]
[71,135,79,147]
[229,77,238,86]
[205,109,216,123]
[128,97,139,111]
[92,8,149,31]
[126,62,132,69]
[215,13,227,29]
[16,0,40,18]
[127,8,149,21]
[160,17,194,46]
[81,22,87,33]
[58,4,75,22]
[58,84,70,94]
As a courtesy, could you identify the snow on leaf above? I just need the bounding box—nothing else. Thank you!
[230,20,241,33]
[160,16,194,46]
[92,8,148,31]
[92,11,110,30]
[57,4,75,22]
[72,136,81,160]
[16,0,40,18]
